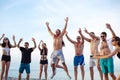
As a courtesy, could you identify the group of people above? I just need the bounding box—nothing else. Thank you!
[0,17,120,80]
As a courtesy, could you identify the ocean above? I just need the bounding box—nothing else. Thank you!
[0,62,120,80]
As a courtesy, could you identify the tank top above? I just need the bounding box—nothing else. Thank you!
[2,47,10,56]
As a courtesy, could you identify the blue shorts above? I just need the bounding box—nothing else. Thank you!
[74,55,85,66]
[19,63,30,74]
[100,57,114,74]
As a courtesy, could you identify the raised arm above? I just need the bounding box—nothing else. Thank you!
[106,23,116,37]
[84,28,99,40]
[78,28,84,44]
[17,38,23,48]
[0,34,5,46]
[31,38,36,50]
[60,17,68,37]
[0,34,5,41]
[45,22,54,37]
[79,28,91,42]
[38,40,43,51]
[65,31,75,44]
[93,48,119,59]
[11,35,16,48]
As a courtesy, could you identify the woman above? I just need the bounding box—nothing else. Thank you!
[0,34,16,80]
[93,36,120,80]
[38,40,48,80]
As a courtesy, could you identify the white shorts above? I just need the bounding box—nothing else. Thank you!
[51,49,65,64]
[89,55,98,67]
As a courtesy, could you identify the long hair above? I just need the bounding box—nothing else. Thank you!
[113,36,120,47]
[2,37,11,48]
[62,40,65,47]
[113,36,120,59]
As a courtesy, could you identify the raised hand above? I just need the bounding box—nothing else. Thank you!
[106,23,111,29]
[13,35,15,40]
[78,28,82,33]
[65,17,68,22]
[46,22,49,26]
[84,27,88,33]
[20,38,23,41]
[2,34,5,38]
[32,38,35,41]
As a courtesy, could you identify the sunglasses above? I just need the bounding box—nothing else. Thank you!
[112,39,116,42]
[77,38,80,39]
[101,36,105,38]
[4,38,8,40]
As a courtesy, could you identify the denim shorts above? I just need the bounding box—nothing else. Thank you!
[19,63,30,74]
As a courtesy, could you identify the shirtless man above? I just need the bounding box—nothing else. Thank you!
[99,23,116,80]
[81,28,103,80]
[65,28,85,80]
[45,17,71,79]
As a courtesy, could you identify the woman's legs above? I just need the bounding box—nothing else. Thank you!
[39,64,43,80]
[44,64,48,80]
[0,61,6,80]
[5,62,10,80]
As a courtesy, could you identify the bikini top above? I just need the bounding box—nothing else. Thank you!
[40,49,47,55]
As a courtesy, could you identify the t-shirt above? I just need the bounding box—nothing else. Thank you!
[20,47,33,63]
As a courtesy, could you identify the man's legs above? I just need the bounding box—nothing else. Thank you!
[96,60,103,80]
[62,62,71,79]
[26,73,30,80]
[74,66,78,80]
[109,73,116,80]
[18,73,22,80]
[90,67,94,80]
[80,66,85,80]
[51,63,56,79]
[104,73,109,80]
[55,58,64,69]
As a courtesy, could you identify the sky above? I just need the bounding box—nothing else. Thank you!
[0,0,120,70]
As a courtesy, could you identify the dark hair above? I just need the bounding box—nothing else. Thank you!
[101,32,107,36]
[90,32,95,34]
[62,40,65,47]
[113,36,120,47]
[2,38,11,48]
[25,42,29,45]
[113,36,120,59]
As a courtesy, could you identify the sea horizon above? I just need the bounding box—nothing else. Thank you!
[0,60,120,80]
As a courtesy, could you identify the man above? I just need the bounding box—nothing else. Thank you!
[100,23,116,80]
[17,38,36,80]
[45,17,71,79]
[65,28,85,80]
[82,28,103,80]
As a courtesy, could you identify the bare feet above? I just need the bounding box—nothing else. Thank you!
[51,71,56,79]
